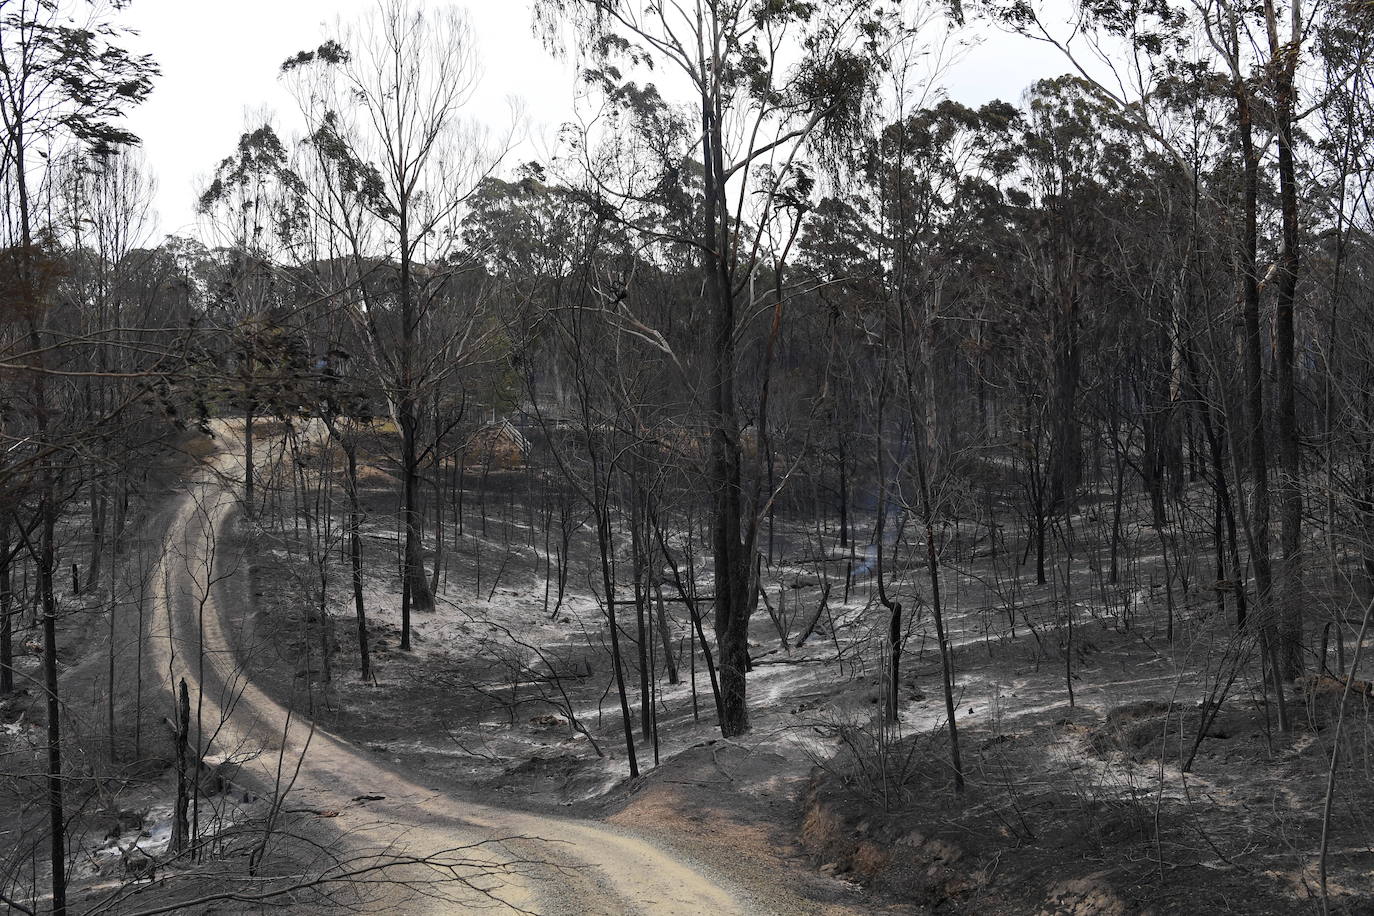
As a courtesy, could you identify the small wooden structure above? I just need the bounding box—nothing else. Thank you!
[465,418,532,469]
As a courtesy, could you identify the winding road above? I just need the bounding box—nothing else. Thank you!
[147,428,758,914]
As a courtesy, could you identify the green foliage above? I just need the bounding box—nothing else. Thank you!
[198,124,292,213]
[796,195,881,301]
[462,173,593,278]
[0,0,158,159]
[280,39,351,73]
[305,111,395,220]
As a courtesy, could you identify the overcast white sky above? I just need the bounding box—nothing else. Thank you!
[119,0,1069,242]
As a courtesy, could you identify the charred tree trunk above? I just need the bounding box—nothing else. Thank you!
[837,426,849,550]
[400,409,434,619]
[85,485,105,596]
[397,204,434,646]
[597,509,639,778]
[655,517,724,724]
[40,488,65,913]
[1,521,12,695]
[653,582,680,685]
[702,86,751,738]
[1235,78,1278,700]
[1271,14,1304,680]
[345,439,371,682]
[23,207,67,910]
[172,678,191,855]
[243,405,255,517]
[632,493,652,742]
[1050,285,1082,509]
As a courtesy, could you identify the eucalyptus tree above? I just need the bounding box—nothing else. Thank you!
[1309,15,1374,893]
[198,123,304,514]
[859,95,1019,787]
[50,147,157,592]
[536,0,907,737]
[1259,0,1309,682]
[1311,5,1374,588]
[463,162,649,769]
[986,0,1335,688]
[280,0,510,645]
[462,168,591,410]
[1176,0,1319,681]
[793,194,882,584]
[41,146,169,778]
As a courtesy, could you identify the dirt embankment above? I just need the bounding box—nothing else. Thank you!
[796,681,1374,916]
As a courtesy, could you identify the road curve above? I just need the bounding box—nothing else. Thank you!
[147,428,751,915]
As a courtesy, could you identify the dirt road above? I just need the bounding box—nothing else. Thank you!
[146,431,764,915]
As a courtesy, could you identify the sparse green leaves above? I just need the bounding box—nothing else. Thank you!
[0,1,158,160]
[280,39,351,73]
[198,124,292,213]
[304,111,396,220]
[752,0,818,27]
